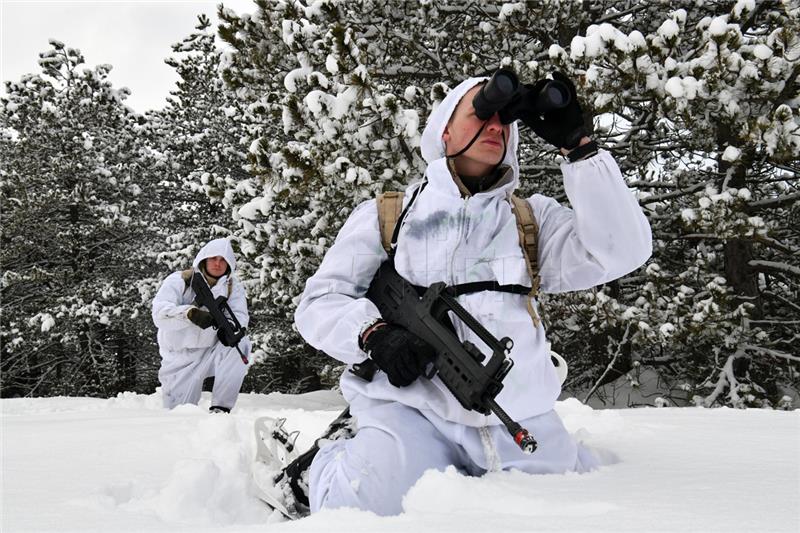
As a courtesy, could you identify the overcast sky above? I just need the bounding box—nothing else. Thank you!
[1,0,256,113]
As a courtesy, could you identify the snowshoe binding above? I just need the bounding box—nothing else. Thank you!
[252,407,356,520]
[252,416,300,519]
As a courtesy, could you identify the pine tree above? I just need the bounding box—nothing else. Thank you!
[1,41,160,397]
[147,14,251,272]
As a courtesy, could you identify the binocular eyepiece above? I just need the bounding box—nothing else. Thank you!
[473,68,571,123]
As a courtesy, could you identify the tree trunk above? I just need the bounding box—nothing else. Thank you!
[716,126,762,318]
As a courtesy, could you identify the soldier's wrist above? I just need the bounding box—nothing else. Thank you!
[563,138,599,162]
[358,319,387,350]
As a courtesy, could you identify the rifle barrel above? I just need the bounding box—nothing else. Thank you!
[485,400,537,454]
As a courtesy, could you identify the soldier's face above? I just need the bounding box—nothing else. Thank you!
[442,85,510,177]
[205,256,228,278]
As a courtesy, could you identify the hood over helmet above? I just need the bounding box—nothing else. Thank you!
[192,238,236,277]
[420,76,520,186]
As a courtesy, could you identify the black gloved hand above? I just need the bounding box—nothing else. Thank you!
[519,72,588,150]
[187,307,215,330]
[217,325,245,347]
[362,323,436,387]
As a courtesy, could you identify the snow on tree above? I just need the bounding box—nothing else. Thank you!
[215,0,798,404]
[1,41,161,397]
[146,14,251,271]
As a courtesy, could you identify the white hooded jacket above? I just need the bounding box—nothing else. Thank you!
[152,238,249,356]
[295,77,652,426]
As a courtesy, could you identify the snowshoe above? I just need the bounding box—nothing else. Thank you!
[252,417,301,519]
[252,408,356,520]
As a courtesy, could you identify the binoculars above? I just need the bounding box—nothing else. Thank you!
[472,68,571,123]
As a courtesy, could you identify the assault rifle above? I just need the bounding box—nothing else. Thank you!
[354,259,538,454]
[191,271,248,364]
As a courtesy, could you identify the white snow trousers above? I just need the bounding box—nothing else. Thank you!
[309,400,598,516]
[158,338,251,410]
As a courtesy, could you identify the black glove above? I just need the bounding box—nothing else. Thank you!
[519,72,588,150]
[362,323,436,387]
[187,308,215,329]
[217,324,245,347]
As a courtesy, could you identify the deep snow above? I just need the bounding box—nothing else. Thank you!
[2,390,798,532]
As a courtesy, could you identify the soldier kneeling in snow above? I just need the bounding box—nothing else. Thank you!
[152,238,251,413]
[270,70,652,517]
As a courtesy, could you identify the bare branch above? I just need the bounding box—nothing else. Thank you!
[583,322,631,404]
[762,290,800,313]
[748,260,800,278]
[640,182,709,205]
[746,192,800,213]
[742,344,800,363]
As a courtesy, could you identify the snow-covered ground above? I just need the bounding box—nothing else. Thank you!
[2,390,798,532]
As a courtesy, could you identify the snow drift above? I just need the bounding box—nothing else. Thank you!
[2,391,798,532]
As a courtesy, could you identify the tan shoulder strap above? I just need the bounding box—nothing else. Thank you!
[376,191,405,254]
[509,195,542,327]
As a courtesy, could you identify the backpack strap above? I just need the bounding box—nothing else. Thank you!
[509,195,542,328]
[376,191,405,254]
[181,269,193,290]
[378,181,429,254]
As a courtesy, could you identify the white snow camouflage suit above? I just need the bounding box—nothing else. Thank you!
[152,238,251,410]
[294,76,653,516]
